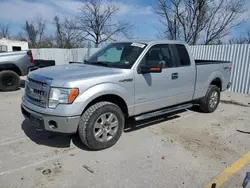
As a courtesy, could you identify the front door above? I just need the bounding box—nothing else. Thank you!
[134,44,182,115]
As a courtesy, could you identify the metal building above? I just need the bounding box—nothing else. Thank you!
[191,45,250,94]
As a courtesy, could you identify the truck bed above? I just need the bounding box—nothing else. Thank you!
[193,60,232,100]
[0,50,33,76]
[195,59,231,65]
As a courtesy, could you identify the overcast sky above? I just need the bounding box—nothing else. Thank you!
[0,0,250,40]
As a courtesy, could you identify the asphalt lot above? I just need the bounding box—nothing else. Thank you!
[0,88,250,188]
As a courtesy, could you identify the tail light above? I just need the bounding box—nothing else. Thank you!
[27,50,34,64]
[229,67,232,73]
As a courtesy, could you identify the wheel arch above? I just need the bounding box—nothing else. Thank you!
[75,83,132,117]
[83,94,129,117]
[0,63,22,76]
[210,77,222,91]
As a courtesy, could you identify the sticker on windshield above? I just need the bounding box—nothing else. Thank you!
[131,42,145,48]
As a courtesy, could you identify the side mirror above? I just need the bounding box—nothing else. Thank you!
[139,61,163,74]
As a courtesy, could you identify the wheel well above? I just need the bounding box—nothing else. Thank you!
[84,94,129,117]
[0,64,22,76]
[211,78,222,91]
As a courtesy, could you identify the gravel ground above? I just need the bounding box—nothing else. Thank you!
[0,88,250,188]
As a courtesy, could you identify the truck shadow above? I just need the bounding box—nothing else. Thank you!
[124,105,206,132]
[188,105,207,113]
[21,119,72,148]
[21,119,93,151]
[21,108,199,151]
[124,110,186,133]
[20,79,26,88]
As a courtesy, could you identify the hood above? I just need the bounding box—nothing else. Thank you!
[29,63,124,81]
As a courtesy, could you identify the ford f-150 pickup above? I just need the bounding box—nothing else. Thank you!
[0,50,35,91]
[21,40,232,150]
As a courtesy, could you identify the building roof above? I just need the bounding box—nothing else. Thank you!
[0,38,28,44]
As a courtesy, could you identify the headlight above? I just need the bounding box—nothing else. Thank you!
[48,88,79,108]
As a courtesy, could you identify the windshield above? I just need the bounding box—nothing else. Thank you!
[85,42,147,69]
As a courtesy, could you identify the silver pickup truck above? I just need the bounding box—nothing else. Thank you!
[0,50,35,91]
[21,40,232,150]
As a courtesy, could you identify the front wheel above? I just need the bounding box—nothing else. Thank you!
[199,85,220,113]
[78,102,125,150]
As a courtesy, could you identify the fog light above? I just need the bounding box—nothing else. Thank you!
[48,120,57,129]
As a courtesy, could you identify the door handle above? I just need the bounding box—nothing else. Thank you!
[172,73,178,80]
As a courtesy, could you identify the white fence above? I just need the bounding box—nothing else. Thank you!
[31,44,250,94]
[190,45,250,94]
[31,48,99,65]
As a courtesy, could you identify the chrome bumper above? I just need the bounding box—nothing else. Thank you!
[21,104,81,134]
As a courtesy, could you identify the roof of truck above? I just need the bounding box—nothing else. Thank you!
[115,39,187,45]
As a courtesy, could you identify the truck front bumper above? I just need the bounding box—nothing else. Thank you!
[21,104,81,134]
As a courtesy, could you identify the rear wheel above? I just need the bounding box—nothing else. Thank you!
[200,85,220,113]
[78,102,125,150]
[0,70,20,91]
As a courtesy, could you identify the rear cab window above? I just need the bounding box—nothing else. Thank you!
[173,44,191,67]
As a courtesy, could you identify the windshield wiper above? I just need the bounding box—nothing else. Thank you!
[84,60,91,64]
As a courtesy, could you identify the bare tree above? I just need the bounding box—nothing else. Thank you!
[54,16,63,48]
[16,16,50,48]
[154,0,208,44]
[36,16,47,45]
[74,0,133,47]
[13,32,25,41]
[24,21,37,47]
[54,16,84,48]
[229,30,250,44]
[0,23,11,39]
[154,0,246,45]
[154,0,180,41]
[203,0,246,44]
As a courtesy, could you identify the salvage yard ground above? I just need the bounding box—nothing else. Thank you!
[0,88,250,188]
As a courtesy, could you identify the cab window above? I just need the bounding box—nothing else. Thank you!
[174,44,191,66]
[140,44,176,68]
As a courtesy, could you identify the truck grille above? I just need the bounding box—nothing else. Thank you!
[25,77,49,108]
[28,77,47,87]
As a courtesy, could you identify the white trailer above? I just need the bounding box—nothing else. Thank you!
[0,38,29,52]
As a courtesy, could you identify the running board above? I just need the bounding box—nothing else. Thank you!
[135,103,193,121]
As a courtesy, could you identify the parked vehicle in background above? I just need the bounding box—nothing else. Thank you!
[0,38,29,52]
[34,59,55,68]
[0,50,35,91]
[21,40,232,150]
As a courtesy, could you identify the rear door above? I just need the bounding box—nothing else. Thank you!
[171,44,196,103]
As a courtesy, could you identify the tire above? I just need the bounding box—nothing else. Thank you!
[200,85,220,113]
[0,70,20,91]
[78,102,125,150]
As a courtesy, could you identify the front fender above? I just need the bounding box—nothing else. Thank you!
[75,83,134,115]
